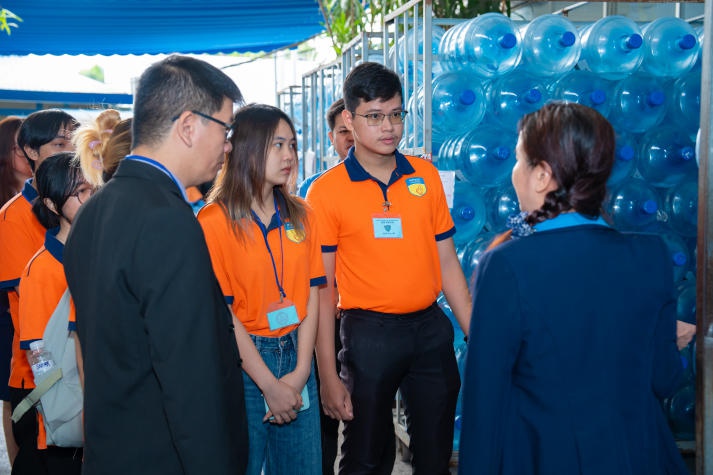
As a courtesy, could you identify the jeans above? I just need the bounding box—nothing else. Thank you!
[338,303,460,475]
[243,330,321,475]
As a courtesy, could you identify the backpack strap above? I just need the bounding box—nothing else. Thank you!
[11,367,62,423]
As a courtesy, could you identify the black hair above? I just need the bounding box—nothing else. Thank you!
[18,109,79,171]
[326,98,346,131]
[342,62,403,113]
[32,152,85,229]
[132,54,244,148]
[517,101,615,225]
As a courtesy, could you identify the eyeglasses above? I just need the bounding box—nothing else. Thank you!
[71,185,95,205]
[352,110,408,126]
[172,110,234,142]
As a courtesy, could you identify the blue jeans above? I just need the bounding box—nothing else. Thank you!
[243,330,321,475]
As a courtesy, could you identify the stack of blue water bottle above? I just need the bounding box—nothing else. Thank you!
[406,11,702,449]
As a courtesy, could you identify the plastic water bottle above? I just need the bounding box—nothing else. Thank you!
[455,123,518,188]
[454,342,468,417]
[637,127,698,188]
[658,229,691,283]
[437,293,465,345]
[676,279,697,325]
[609,73,668,134]
[577,16,644,80]
[487,72,551,132]
[435,135,459,171]
[518,14,581,78]
[417,71,487,142]
[390,23,445,82]
[666,382,695,440]
[29,340,56,383]
[451,181,487,247]
[605,178,660,231]
[670,70,702,136]
[549,69,616,118]
[640,17,700,78]
[607,132,638,187]
[439,13,522,79]
[665,179,698,237]
[485,184,520,233]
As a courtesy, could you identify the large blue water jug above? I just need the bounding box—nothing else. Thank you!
[487,72,551,132]
[577,16,644,80]
[518,14,581,78]
[657,229,691,283]
[390,23,446,82]
[549,69,615,118]
[637,126,698,188]
[485,184,520,233]
[665,179,698,237]
[416,71,487,142]
[676,279,697,325]
[451,181,487,247]
[454,342,468,418]
[609,73,668,134]
[437,293,465,345]
[457,231,497,285]
[607,132,638,187]
[641,17,700,78]
[670,70,702,136]
[605,178,661,231]
[439,13,522,78]
[454,123,518,188]
[666,382,695,440]
[435,135,460,171]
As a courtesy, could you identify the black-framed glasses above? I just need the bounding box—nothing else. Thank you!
[172,110,234,141]
[71,184,95,205]
[352,110,408,126]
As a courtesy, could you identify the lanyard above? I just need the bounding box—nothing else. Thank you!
[251,194,287,302]
[124,155,189,203]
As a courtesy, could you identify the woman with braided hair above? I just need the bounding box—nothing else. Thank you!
[459,102,688,475]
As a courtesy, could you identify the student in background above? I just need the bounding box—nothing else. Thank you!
[307,62,471,475]
[0,109,78,475]
[18,152,90,474]
[72,109,122,187]
[199,104,324,475]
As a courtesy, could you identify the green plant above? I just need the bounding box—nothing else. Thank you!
[0,7,22,35]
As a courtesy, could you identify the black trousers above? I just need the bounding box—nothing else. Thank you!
[338,303,459,475]
[10,387,82,475]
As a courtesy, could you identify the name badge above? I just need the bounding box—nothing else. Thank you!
[372,214,403,239]
[266,299,300,331]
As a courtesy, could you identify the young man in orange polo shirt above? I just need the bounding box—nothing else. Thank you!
[306,62,472,475]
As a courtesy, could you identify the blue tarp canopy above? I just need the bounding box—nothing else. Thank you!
[0,0,325,55]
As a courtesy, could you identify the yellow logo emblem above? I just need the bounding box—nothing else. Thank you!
[406,177,427,197]
[285,223,305,243]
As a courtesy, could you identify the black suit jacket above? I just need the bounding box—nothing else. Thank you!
[65,159,248,474]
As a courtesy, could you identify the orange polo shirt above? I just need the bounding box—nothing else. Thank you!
[306,151,455,314]
[198,194,326,337]
[0,181,46,389]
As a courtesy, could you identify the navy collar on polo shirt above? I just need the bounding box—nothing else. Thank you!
[44,227,64,264]
[344,148,416,186]
[21,178,37,203]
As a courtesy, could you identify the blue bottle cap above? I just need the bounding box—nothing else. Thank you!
[679,34,697,51]
[494,146,511,160]
[524,88,542,104]
[617,145,635,161]
[642,199,658,214]
[590,89,606,105]
[458,206,476,221]
[673,252,687,267]
[626,34,643,49]
[680,146,695,161]
[459,89,476,106]
[647,90,665,107]
[560,31,576,47]
[499,33,517,49]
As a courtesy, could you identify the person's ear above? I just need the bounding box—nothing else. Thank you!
[327,130,335,145]
[173,111,195,147]
[23,146,39,163]
[43,197,59,216]
[533,161,557,194]
[342,109,354,131]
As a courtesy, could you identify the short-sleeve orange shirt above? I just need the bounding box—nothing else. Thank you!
[0,181,46,388]
[198,196,326,337]
[306,151,455,314]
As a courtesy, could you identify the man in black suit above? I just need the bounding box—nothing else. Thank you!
[64,55,248,474]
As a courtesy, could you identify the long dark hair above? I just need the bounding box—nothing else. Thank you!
[0,117,23,205]
[32,152,85,229]
[208,104,306,240]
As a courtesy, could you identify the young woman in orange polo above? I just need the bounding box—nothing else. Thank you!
[198,104,325,475]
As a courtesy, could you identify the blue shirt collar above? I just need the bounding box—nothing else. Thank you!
[44,227,64,264]
[21,178,37,203]
[343,148,416,185]
[533,212,610,233]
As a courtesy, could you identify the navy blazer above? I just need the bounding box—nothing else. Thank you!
[459,224,687,475]
[65,160,248,475]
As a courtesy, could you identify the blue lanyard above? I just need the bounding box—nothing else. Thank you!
[533,212,610,232]
[251,194,286,301]
[124,155,189,202]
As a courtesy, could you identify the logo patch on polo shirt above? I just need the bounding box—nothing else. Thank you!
[284,222,305,243]
[406,177,427,197]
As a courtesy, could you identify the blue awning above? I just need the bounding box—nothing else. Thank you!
[0,0,325,56]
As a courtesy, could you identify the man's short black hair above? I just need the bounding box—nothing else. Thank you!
[342,62,402,113]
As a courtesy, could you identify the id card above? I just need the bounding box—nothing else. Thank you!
[372,214,403,239]
[265,384,311,416]
[266,299,299,331]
